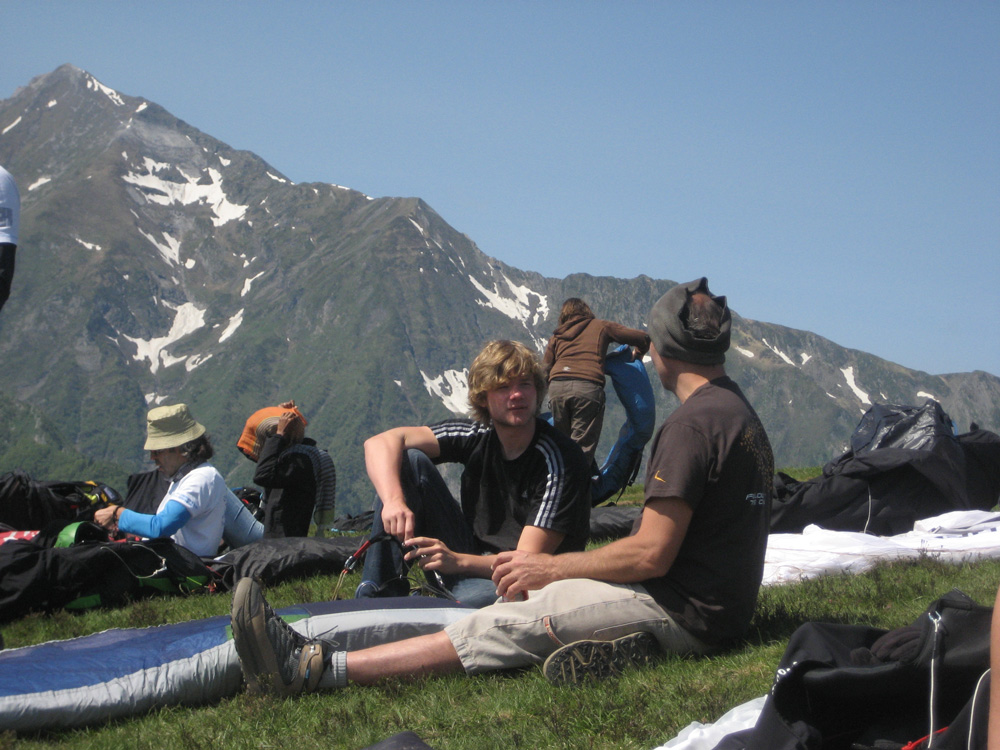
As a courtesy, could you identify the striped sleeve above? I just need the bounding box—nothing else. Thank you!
[430,419,490,463]
[529,433,569,528]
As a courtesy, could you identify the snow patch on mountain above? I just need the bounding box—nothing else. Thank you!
[762,338,796,366]
[840,366,871,405]
[2,117,21,135]
[122,159,248,226]
[74,237,102,251]
[735,346,754,358]
[241,271,265,297]
[138,227,181,265]
[28,176,51,191]
[136,102,148,114]
[85,74,124,107]
[468,272,549,329]
[219,309,244,342]
[917,390,940,403]
[123,301,206,374]
[186,353,213,371]
[421,369,470,415]
[47,100,57,108]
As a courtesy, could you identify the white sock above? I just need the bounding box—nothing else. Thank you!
[317,650,348,689]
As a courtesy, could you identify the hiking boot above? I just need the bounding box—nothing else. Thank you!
[542,631,660,686]
[231,577,328,695]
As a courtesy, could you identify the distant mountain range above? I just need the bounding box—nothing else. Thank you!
[1,64,997,515]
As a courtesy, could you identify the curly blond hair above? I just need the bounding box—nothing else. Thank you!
[467,340,547,424]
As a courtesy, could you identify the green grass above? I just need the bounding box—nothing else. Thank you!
[775,466,823,482]
[4,470,997,750]
[6,557,997,750]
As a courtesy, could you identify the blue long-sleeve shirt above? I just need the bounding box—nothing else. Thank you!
[118,500,191,539]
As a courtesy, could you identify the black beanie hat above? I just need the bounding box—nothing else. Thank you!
[648,277,731,365]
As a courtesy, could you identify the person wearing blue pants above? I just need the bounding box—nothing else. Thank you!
[355,340,591,608]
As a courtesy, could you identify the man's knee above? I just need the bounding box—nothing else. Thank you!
[403,449,436,479]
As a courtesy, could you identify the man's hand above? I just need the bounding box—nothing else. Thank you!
[276,411,302,436]
[491,549,558,600]
[381,500,416,542]
[404,536,462,575]
[93,505,118,530]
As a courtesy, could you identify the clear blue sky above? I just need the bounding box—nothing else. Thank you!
[3,2,997,376]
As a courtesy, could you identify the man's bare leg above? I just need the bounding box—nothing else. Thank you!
[346,631,464,685]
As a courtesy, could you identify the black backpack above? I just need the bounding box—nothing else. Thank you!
[0,521,221,623]
[715,589,991,749]
[0,470,120,530]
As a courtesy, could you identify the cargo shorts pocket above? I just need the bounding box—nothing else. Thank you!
[541,589,663,647]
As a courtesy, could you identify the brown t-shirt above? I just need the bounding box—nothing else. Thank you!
[639,377,773,646]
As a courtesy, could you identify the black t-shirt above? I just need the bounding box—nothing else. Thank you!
[430,417,591,554]
[640,377,773,645]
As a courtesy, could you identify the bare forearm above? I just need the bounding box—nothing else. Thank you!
[493,498,690,599]
[454,552,496,578]
[551,536,668,583]
[364,433,407,505]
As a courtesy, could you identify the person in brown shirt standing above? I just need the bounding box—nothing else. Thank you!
[543,298,651,467]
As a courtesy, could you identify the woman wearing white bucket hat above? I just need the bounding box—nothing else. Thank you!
[95,404,262,556]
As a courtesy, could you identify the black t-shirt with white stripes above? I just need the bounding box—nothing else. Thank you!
[430,418,591,554]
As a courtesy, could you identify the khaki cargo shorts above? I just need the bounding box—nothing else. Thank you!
[444,578,713,674]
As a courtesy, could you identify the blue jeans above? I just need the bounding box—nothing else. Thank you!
[356,450,499,608]
[221,490,264,549]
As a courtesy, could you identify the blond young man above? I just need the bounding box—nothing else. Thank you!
[354,339,592,607]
